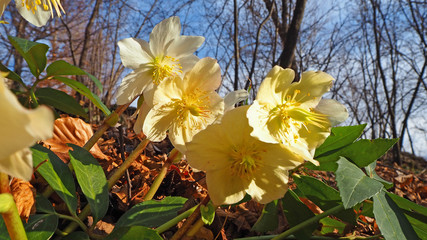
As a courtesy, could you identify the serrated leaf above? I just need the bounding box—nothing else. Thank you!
[293,175,356,224]
[341,139,398,168]
[315,124,366,157]
[35,88,88,118]
[336,157,384,209]
[282,190,317,240]
[386,192,427,239]
[115,196,187,228]
[0,63,24,87]
[25,214,58,240]
[373,191,419,240]
[201,201,215,225]
[68,144,108,223]
[8,36,49,78]
[31,144,77,215]
[53,76,110,115]
[107,226,162,240]
[251,200,279,233]
[365,161,393,189]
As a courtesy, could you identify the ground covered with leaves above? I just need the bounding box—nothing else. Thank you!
[11,115,426,239]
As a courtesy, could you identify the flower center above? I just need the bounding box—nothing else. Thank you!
[269,89,330,144]
[172,89,210,129]
[21,0,65,17]
[151,56,183,85]
[229,144,263,178]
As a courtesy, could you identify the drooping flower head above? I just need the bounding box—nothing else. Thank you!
[0,74,54,180]
[141,57,224,153]
[116,16,205,105]
[247,66,348,163]
[186,105,304,205]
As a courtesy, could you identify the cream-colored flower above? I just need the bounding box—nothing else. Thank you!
[247,66,348,163]
[142,57,224,153]
[0,75,54,180]
[1,0,65,27]
[116,16,205,105]
[186,105,304,205]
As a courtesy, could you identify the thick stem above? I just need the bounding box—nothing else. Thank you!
[156,205,198,234]
[171,195,210,240]
[143,148,179,201]
[185,218,205,237]
[271,204,345,240]
[0,173,28,240]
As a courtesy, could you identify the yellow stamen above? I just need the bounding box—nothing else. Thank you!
[151,56,182,85]
[229,144,264,178]
[21,0,65,17]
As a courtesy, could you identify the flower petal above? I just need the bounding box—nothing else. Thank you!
[260,142,304,169]
[206,168,249,205]
[16,1,51,27]
[166,36,205,59]
[118,38,152,70]
[224,89,249,112]
[1,0,11,17]
[315,99,349,126]
[149,16,181,57]
[247,100,278,144]
[116,70,152,105]
[0,149,33,181]
[183,57,221,92]
[133,102,151,134]
[256,66,294,106]
[290,71,334,103]
[152,76,183,106]
[178,54,199,74]
[142,105,176,142]
[248,167,289,204]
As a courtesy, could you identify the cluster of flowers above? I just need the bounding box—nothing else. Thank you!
[116,17,349,206]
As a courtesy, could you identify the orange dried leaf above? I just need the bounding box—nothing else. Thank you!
[10,178,36,221]
[43,117,110,162]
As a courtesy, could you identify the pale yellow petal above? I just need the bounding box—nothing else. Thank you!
[290,71,334,103]
[260,142,304,169]
[0,149,33,181]
[118,38,153,70]
[256,66,294,105]
[224,89,249,112]
[206,168,249,205]
[116,70,152,105]
[133,102,151,134]
[149,16,181,57]
[247,167,289,204]
[247,101,279,144]
[16,0,51,27]
[183,57,221,92]
[152,76,183,106]
[166,36,205,59]
[315,99,349,126]
[142,105,176,142]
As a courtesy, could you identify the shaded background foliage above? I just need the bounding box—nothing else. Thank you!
[0,0,425,161]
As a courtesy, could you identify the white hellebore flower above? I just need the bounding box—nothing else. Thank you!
[1,0,65,27]
[186,106,304,205]
[247,66,348,163]
[0,75,54,180]
[116,16,205,105]
[142,57,224,153]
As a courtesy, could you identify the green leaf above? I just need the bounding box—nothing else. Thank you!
[365,161,393,189]
[107,226,162,240]
[340,139,398,168]
[293,175,356,224]
[315,124,366,157]
[251,200,279,233]
[54,76,110,115]
[201,201,215,225]
[387,192,427,239]
[31,144,77,215]
[25,214,58,240]
[46,60,102,92]
[115,196,187,228]
[319,217,347,235]
[0,63,24,87]
[35,88,88,118]
[68,144,108,223]
[62,231,90,240]
[8,36,49,78]
[35,194,56,214]
[336,157,384,209]
[282,190,317,240]
[373,191,419,240]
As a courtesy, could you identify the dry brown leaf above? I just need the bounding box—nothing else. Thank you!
[10,178,36,221]
[43,117,110,162]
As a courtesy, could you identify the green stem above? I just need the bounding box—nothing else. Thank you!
[186,217,205,237]
[156,205,198,234]
[0,173,28,240]
[271,204,345,240]
[143,148,179,201]
[62,139,150,235]
[56,213,87,231]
